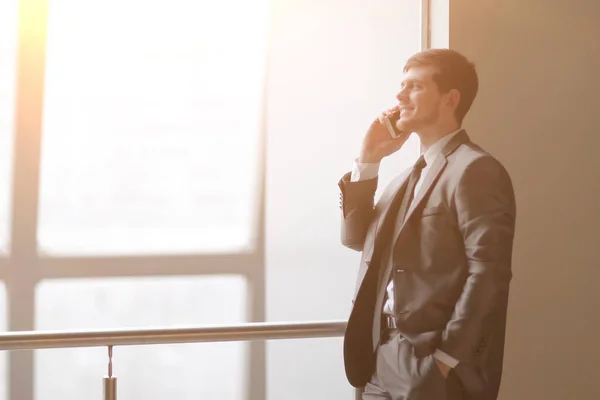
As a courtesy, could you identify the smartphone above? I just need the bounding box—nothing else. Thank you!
[383,110,404,139]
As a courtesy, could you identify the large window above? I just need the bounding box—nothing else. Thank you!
[4,0,268,399]
[3,0,424,399]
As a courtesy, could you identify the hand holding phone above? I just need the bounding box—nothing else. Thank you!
[383,109,405,138]
[359,107,411,163]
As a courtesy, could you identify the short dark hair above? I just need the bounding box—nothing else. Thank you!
[404,49,478,124]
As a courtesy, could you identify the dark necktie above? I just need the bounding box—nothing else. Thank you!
[372,155,427,346]
[396,154,427,226]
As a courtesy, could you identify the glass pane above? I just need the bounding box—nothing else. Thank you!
[268,338,350,400]
[0,0,18,252]
[38,0,268,256]
[265,0,421,399]
[35,276,247,400]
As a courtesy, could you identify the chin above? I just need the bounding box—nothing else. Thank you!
[396,119,414,132]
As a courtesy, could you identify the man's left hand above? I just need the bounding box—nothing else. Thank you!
[434,358,452,378]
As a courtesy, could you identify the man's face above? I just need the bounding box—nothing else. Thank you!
[395,65,449,133]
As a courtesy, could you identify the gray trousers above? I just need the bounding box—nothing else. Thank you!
[362,332,464,400]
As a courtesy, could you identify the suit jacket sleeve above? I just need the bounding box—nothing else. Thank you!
[439,156,517,363]
[338,172,378,251]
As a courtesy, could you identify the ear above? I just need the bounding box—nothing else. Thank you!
[446,88,461,111]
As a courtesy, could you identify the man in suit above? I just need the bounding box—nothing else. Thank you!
[338,49,516,400]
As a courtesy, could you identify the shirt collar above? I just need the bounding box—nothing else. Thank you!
[422,129,462,166]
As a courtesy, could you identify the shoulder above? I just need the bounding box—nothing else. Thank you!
[450,142,516,213]
[450,141,512,182]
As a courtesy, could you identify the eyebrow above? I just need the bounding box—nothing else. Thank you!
[401,78,424,85]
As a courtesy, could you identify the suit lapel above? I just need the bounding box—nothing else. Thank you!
[351,169,411,300]
[364,130,471,263]
[392,130,470,245]
[404,155,447,224]
[355,168,409,268]
[373,169,411,240]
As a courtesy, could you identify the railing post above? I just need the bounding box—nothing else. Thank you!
[354,387,363,400]
[103,346,117,400]
[103,377,117,400]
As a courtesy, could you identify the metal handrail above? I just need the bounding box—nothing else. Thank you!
[0,320,356,400]
[0,320,348,350]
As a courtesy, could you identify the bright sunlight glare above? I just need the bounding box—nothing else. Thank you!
[37,0,269,255]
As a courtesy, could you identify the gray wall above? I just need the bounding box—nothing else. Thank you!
[448,0,600,399]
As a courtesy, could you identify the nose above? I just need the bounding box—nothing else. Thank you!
[396,87,409,102]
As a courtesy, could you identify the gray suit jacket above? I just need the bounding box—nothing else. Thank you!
[339,131,516,399]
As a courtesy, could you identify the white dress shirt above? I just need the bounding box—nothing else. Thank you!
[350,129,462,367]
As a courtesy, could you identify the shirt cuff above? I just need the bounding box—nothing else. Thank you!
[433,349,459,368]
[350,157,380,182]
